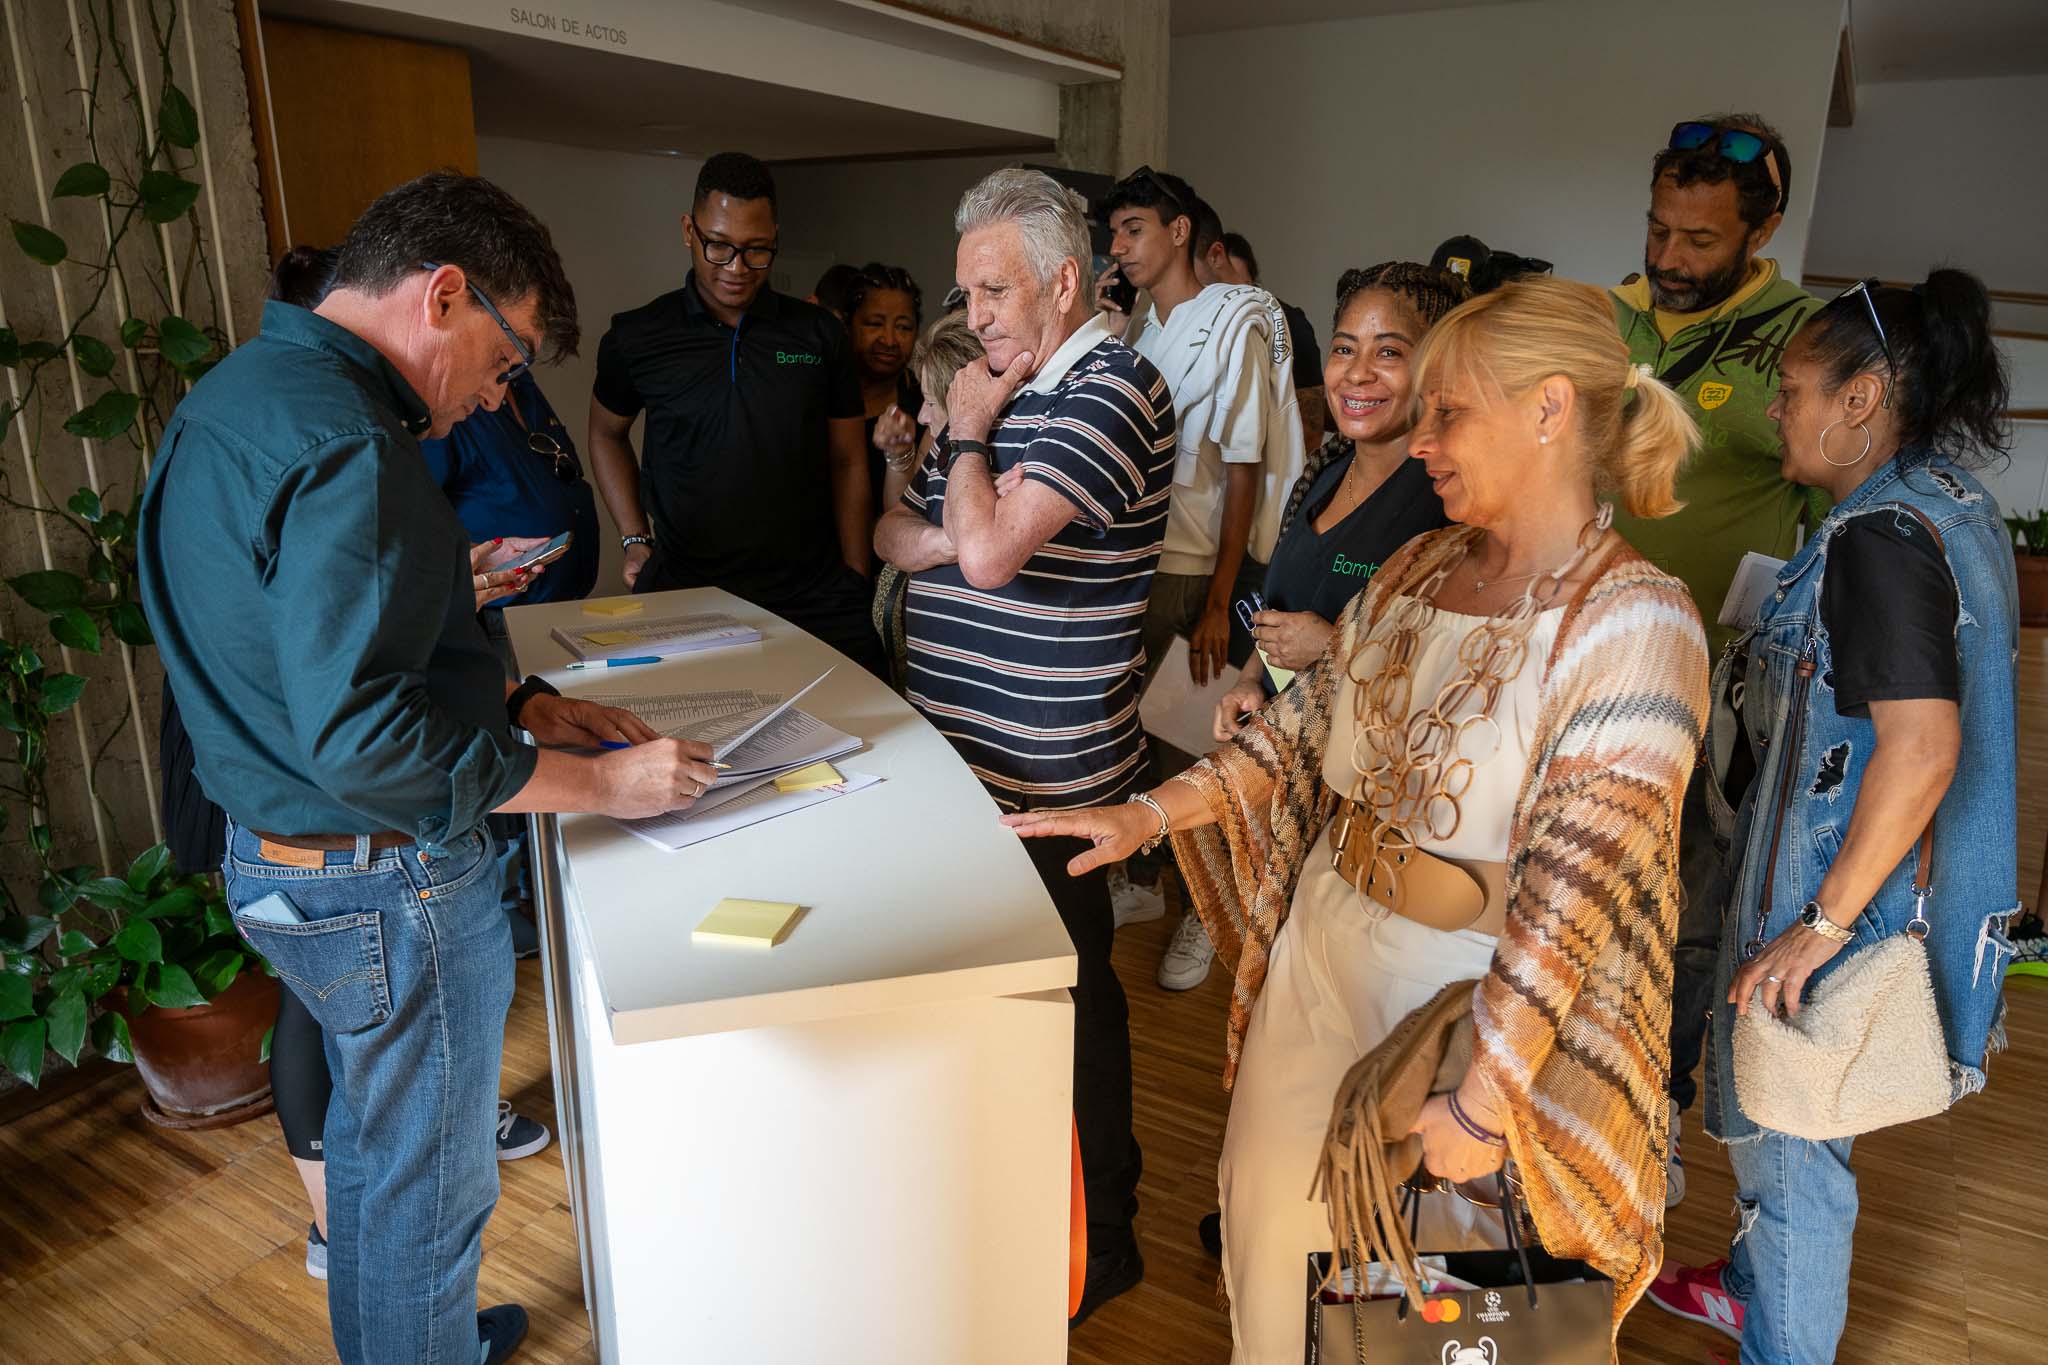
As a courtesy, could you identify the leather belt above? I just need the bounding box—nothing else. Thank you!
[252,829,413,868]
[1329,796,1509,937]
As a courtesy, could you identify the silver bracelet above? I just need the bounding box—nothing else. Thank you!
[1129,792,1171,855]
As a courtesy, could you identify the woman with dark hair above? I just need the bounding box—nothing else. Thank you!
[1650,270,2017,1364]
[1213,262,1466,738]
[844,262,924,515]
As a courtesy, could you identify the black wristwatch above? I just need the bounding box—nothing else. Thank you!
[506,674,560,730]
[944,436,992,471]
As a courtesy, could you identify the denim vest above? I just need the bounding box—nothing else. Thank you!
[1704,452,2021,1143]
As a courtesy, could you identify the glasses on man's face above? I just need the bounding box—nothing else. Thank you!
[697,234,778,272]
[421,261,532,385]
[1838,278,1896,410]
[527,430,580,484]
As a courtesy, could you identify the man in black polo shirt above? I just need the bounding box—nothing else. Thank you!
[588,152,884,675]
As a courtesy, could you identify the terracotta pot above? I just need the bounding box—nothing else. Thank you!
[2018,553,2048,628]
[110,967,278,1128]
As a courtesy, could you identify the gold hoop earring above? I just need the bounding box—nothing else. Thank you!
[1819,419,1871,469]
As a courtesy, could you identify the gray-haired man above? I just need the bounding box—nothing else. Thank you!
[875,167,1176,1323]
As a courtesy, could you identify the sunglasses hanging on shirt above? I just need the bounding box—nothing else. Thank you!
[1667,122,1787,214]
[527,430,581,483]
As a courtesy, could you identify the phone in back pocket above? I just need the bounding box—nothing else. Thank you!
[237,891,304,926]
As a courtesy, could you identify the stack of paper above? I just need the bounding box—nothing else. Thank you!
[551,611,760,661]
[617,771,883,852]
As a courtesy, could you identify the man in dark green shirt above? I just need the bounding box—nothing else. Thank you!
[139,173,712,1365]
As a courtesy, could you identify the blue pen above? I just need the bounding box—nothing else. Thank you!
[597,739,730,770]
[566,656,662,670]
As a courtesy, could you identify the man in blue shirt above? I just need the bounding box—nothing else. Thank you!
[140,172,716,1365]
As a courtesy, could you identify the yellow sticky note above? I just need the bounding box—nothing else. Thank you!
[582,598,645,618]
[1260,647,1296,693]
[773,761,843,794]
[693,898,807,948]
[584,630,638,646]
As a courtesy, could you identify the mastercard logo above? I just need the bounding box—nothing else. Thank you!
[1421,1298,1462,1323]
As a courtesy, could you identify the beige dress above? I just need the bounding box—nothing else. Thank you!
[1216,598,1561,1364]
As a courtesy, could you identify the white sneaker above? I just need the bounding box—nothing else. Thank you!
[1109,865,1166,929]
[1665,1096,1687,1209]
[1157,913,1215,991]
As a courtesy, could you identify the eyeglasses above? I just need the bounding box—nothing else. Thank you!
[1667,122,1786,214]
[1118,165,1187,224]
[696,234,778,271]
[527,429,581,483]
[421,261,532,384]
[1836,278,1896,410]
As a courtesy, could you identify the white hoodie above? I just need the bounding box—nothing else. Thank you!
[1130,283,1307,577]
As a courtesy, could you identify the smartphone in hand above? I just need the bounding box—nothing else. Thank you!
[506,531,573,573]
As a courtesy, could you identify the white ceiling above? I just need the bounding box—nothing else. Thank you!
[1172,0,2048,81]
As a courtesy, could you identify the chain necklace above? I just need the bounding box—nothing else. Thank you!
[1344,504,1614,861]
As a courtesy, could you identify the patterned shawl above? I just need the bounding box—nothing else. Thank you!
[1169,524,1708,1325]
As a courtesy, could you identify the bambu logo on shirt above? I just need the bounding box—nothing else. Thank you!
[1697,381,1733,410]
[776,350,822,365]
[1331,553,1380,579]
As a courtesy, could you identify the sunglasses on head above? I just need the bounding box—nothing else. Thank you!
[1119,165,1187,225]
[1835,278,1896,410]
[1668,122,1786,214]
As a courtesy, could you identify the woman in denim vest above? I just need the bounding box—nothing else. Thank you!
[1650,270,2019,1363]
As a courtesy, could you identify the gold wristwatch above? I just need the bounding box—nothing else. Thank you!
[1797,900,1856,945]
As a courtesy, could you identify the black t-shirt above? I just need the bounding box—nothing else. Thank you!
[1281,300,1322,392]
[593,276,863,606]
[1239,443,1448,688]
[1820,511,1959,717]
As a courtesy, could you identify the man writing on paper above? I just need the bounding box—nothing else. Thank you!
[139,172,717,1365]
[1103,168,1305,992]
[1608,113,1820,1209]
[875,167,1175,1324]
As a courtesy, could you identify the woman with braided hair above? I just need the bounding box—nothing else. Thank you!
[1007,276,1708,1360]
[1215,263,1465,740]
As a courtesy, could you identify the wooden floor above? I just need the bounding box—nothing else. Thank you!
[5,630,2048,1363]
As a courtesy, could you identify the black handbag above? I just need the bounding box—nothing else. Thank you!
[1304,1168,1615,1364]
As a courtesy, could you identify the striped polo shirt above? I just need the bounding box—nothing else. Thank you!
[902,314,1176,811]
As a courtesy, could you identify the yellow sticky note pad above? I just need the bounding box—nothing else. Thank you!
[582,598,645,618]
[693,898,807,948]
[772,761,843,794]
[583,630,638,646]
[1260,647,1296,693]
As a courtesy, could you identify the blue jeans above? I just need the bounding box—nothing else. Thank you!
[1722,1128,1858,1365]
[224,821,513,1365]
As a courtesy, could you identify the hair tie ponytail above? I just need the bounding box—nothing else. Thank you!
[1623,362,1652,392]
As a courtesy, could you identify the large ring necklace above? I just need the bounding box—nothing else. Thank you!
[1345,504,1613,860]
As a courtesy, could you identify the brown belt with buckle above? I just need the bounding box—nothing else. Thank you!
[252,829,413,868]
[1328,795,1509,937]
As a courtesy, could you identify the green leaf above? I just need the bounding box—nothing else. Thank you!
[72,334,116,377]
[91,1008,132,1063]
[126,843,173,892]
[1,1017,47,1086]
[112,918,162,964]
[158,85,200,150]
[0,914,56,952]
[67,488,104,522]
[63,389,140,441]
[97,510,128,542]
[82,956,120,1000]
[0,697,21,733]
[0,326,17,366]
[156,315,211,368]
[119,317,147,349]
[110,600,152,646]
[38,673,86,715]
[191,948,243,999]
[51,161,110,199]
[18,340,62,363]
[50,608,100,653]
[14,644,42,673]
[138,171,200,224]
[9,570,85,610]
[259,1023,273,1064]
[44,989,86,1063]
[143,885,199,920]
[57,930,95,957]
[148,963,205,1008]
[11,220,66,267]
[203,903,235,938]
[0,971,30,1021]
[80,877,144,912]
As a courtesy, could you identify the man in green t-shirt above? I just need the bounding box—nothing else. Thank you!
[1610,113,1820,1211]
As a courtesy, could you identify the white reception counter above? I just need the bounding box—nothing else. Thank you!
[504,587,1078,1363]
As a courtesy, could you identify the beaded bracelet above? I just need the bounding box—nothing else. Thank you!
[1447,1089,1505,1146]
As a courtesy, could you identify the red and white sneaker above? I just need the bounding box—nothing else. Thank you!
[1646,1258,1744,1342]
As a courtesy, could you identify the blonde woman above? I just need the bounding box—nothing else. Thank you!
[871,310,984,691]
[1007,277,1709,1361]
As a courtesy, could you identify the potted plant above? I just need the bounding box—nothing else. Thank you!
[0,827,278,1128]
[2006,510,2048,627]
